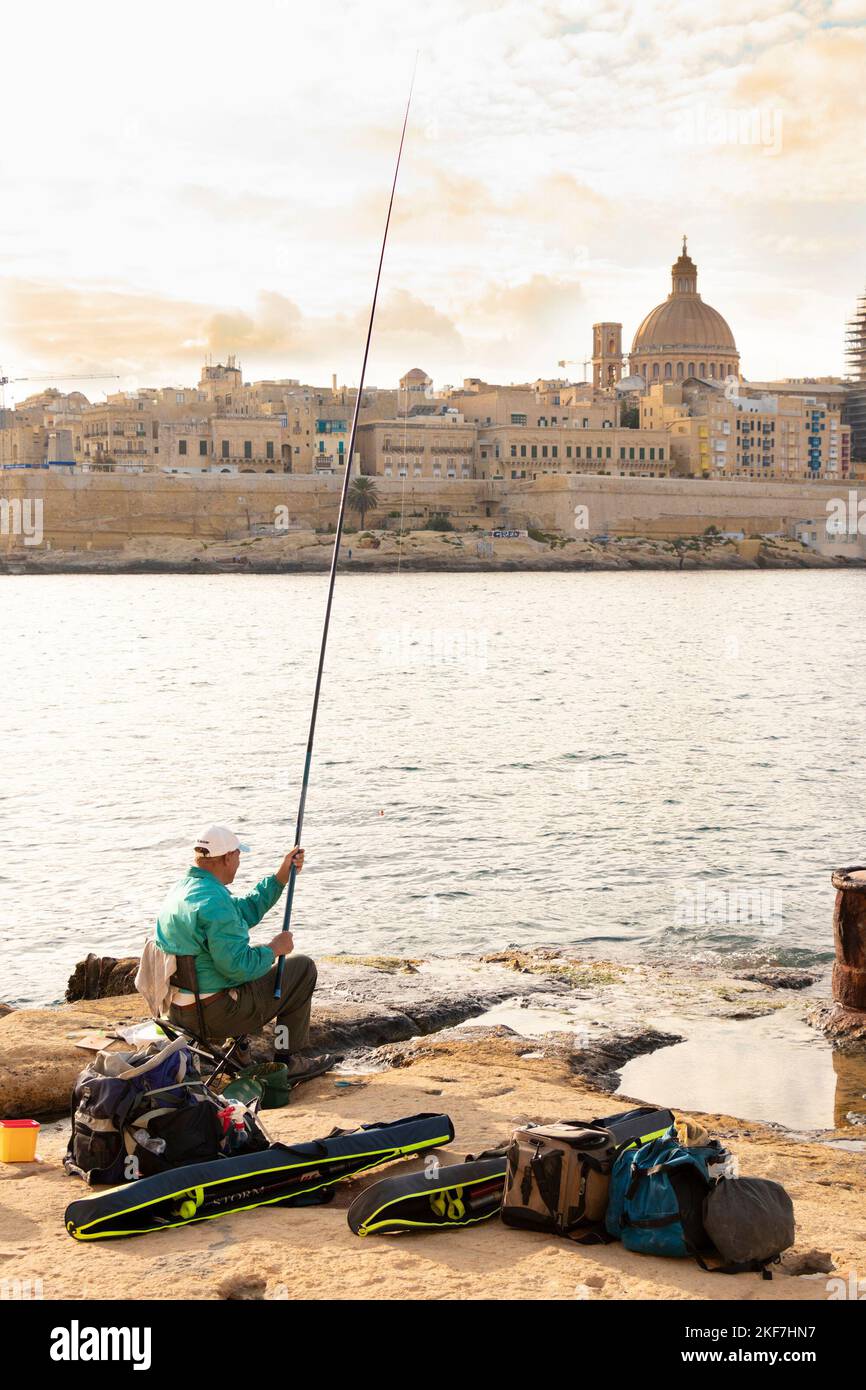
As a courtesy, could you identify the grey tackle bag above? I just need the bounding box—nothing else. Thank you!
[702,1176,795,1277]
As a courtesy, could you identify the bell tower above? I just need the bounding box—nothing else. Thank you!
[592,322,623,389]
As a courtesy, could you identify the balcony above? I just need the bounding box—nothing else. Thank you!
[220,455,280,468]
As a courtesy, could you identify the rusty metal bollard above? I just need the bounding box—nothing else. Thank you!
[831,865,866,1014]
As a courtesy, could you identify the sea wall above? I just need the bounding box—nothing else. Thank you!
[0,469,862,557]
[500,473,864,546]
[0,472,496,556]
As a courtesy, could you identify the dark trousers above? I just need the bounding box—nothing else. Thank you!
[168,955,317,1052]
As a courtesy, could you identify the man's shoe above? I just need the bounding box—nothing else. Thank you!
[273,1051,342,1083]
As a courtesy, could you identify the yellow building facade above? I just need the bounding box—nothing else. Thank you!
[645,380,852,480]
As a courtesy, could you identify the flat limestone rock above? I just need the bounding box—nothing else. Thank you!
[0,997,407,1117]
[0,966,524,1116]
[0,996,149,1118]
[5,1029,865,1301]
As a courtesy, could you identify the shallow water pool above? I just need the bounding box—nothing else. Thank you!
[617,1010,866,1132]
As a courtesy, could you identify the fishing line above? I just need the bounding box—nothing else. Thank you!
[274,61,417,998]
[397,380,409,575]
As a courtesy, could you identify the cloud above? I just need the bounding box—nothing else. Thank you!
[469,274,583,335]
[0,277,465,386]
[1,0,863,385]
[732,28,866,180]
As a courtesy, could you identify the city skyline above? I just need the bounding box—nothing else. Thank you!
[1,0,864,398]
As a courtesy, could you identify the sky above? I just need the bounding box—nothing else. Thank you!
[0,0,864,401]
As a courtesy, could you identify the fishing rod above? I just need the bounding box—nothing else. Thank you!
[274,65,416,998]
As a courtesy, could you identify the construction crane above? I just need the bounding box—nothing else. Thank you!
[557,357,592,382]
[0,369,120,409]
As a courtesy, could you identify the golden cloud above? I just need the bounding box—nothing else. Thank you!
[0,277,464,384]
[733,28,866,166]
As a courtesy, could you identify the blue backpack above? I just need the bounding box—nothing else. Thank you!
[606,1128,726,1259]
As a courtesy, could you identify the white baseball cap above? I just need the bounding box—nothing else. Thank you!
[193,825,250,857]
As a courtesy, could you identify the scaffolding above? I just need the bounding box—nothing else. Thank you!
[845,291,866,463]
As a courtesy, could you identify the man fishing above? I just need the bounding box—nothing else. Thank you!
[156,825,337,1081]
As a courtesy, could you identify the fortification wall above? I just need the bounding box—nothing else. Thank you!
[0,473,495,554]
[0,468,854,555]
[498,473,851,540]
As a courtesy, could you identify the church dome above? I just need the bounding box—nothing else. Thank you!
[632,297,736,353]
[631,240,736,354]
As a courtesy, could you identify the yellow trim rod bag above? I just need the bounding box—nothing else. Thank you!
[65,1113,454,1241]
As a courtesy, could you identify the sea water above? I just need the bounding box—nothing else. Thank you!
[1,569,864,1007]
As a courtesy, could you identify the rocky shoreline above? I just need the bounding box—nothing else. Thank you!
[2,529,863,575]
[0,946,853,1120]
[2,948,866,1301]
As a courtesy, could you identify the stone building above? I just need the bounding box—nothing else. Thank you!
[846,292,866,462]
[399,367,433,397]
[0,421,74,469]
[447,381,616,430]
[80,398,156,471]
[476,423,672,480]
[356,413,476,480]
[642,379,851,480]
[198,356,244,407]
[206,416,289,473]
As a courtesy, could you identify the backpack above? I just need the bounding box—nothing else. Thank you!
[702,1177,795,1277]
[606,1127,727,1259]
[501,1122,619,1241]
[63,1034,267,1186]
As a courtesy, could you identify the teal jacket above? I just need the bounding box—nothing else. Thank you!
[156,866,284,993]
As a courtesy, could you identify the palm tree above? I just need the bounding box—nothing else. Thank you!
[347,476,379,530]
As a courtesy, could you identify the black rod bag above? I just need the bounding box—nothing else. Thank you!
[64,1113,454,1241]
[348,1155,508,1236]
[592,1107,675,1150]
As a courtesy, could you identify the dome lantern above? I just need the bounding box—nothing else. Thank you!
[671,234,698,295]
